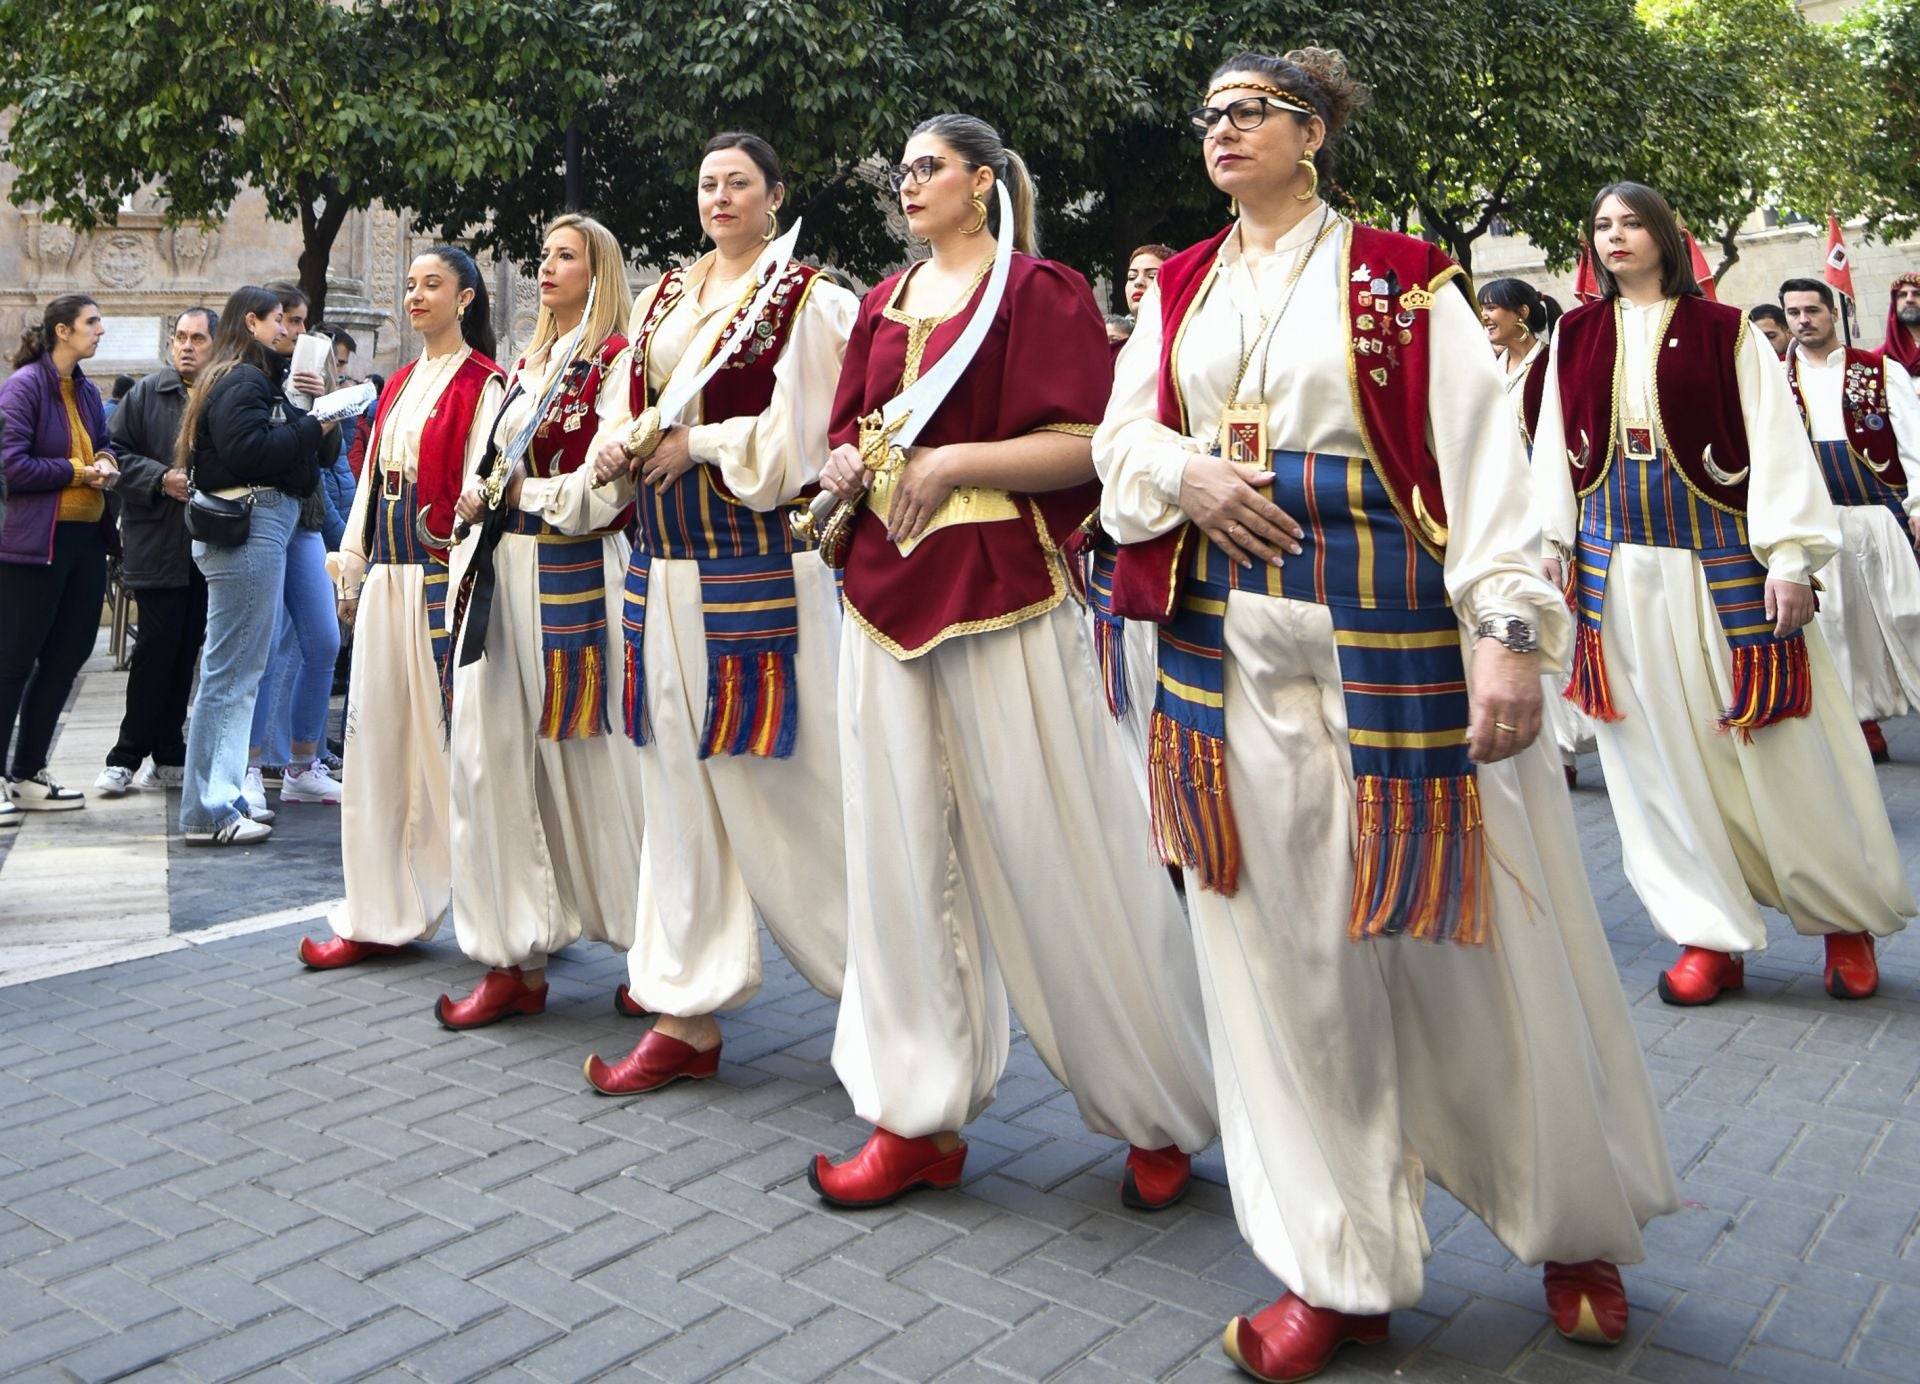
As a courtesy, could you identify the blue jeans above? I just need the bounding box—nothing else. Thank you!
[180,491,297,833]
[249,529,341,766]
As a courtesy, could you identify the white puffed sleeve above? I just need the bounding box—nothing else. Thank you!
[1092,284,1203,542]
[1885,360,1920,520]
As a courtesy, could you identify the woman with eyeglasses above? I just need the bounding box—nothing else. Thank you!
[573,133,857,1090]
[431,214,648,1031]
[807,113,1216,1215]
[1534,182,1912,1010]
[1096,51,1676,1381]
[297,247,504,967]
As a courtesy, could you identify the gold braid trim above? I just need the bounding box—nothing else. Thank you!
[1205,81,1315,115]
[1036,422,1098,436]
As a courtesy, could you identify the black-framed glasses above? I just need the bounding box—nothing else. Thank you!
[886,155,979,192]
[1187,96,1298,138]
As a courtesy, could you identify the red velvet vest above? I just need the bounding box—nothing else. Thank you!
[1112,220,1463,620]
[1786,345,1904,488]
[366,350,504,559]
[1553,295,1751,510]
[628,261,820,448]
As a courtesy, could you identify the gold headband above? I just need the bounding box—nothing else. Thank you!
[1205,80,1316,117]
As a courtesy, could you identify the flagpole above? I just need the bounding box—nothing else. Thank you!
[1841,294,1854,348]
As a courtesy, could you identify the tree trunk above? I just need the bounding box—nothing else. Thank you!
[295,175,353,326]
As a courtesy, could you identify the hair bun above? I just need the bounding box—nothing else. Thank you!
[1282,46,1371,131]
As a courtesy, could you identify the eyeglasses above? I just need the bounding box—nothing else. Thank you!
[886,155,979,192]
[1187,96,1299,139]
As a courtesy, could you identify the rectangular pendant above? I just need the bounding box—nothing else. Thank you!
[1218,406,1268,469]
[383,467,401,499]
[1623,422,1656,461]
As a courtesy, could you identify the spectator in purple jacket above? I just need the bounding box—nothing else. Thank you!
[0,295,120,818]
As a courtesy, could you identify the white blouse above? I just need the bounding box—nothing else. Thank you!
[498,339,629,535]
[1094,209,1570,667]
[1532,298,1841,583]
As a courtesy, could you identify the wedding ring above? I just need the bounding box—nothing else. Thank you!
[1227,522,1242,538]
[1494,721,1518,732]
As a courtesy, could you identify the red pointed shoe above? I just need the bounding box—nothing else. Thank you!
[808,1128,968,1208]
[583,1029,720,1094]
[1122,1144,1191,1211]
[1824,933,1878,1000]
[1657,946,1743,1006]
[1564,764,1579,790]
[1543,1260,1628,1345]
[614,984,650,1018]
[1863,720,1890,764]
[297,935,404,969]
[434,969,547,1030]
[1223,1293,1389,1382]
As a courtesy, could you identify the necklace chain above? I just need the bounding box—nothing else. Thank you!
[1224,208,1336,414]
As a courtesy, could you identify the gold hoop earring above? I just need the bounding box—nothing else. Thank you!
[763,212,779,242]
[963,196,989,235]
[1295,156,1320,202]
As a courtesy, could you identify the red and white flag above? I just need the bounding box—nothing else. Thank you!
[1824,214,1856,301]
[1683,231,1717,301]
[1573,241,1602,303]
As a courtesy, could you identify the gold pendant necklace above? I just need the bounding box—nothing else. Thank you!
[1217,210,1336,467]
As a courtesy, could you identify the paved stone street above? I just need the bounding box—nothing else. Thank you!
[2,646,1919,1382]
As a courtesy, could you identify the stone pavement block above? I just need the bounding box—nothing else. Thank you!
[738,1304,893,1380]
[477,1257,625,1331]
[365,1258,509,1331]
[399,1305,567,1384]
[265,1257,403,1329]
[0,1309,109,1376]
[859,1302,1007,1381]
[321,1213,466,1281]
[156,1262,292,1329]
[283,1305,448,1381]
[728,1207,868,1278]
[1648,1287,1769,1365]
[169,1307,339,1383]
[977,1300,1116,1380]
[1754,1286,1868,1361]
[44,1308,225,1382]
[1084,1302,1214,1377]
[896,1260,1049,1328]
[517,1306,671,1382]
[425,1212,565,1279]
[830,1208,965,1279]
[1000,1259,1155,1326]
[682,1258,832,1331]
[930,1211,1062,1276]
[791,1256,938,1331]
[1737,1343,1879,1384]
[10,1222,163,1287]
[48,1264,179,1331]
[214,1215,363,1283]
[1426,1296,1549,1372]
[633,1305,785,1382]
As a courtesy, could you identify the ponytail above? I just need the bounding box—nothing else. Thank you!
[910,114,1039,256]
[420,244,497,360]
[12,294,98,369]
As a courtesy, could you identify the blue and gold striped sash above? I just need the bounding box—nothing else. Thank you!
[619,551,801,758]
[1151,451,1486,944]
[1812,439,1906,526]
[1086,539,1130,719]
[634,464,802,562]
[372,481,454,725]
[1571,448,1809,737]
[497,512,614,741]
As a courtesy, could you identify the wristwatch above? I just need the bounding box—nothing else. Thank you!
[1474,615,1539,654]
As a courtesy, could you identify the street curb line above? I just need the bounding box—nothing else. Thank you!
[0,897,345,990]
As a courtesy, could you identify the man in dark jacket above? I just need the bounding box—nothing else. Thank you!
[94,307,216,795]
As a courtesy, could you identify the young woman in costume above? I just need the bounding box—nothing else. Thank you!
[433,214,650,1028]
[808,114,1217,1213]
[576,134,855,1087]
[1096,53,1677,1381]
[1534,183,1914,1006]
[297,248,504,968]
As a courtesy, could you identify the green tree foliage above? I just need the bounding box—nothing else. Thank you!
[1838,0,1920,242]
[0,0,607,321]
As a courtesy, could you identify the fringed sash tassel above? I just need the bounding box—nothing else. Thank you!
[541,644,607,742]
[1566,624,1623,722]
[701,651,798,760]
[1349,775,1489,945]
[1145,709,1240,895]
[1093,614,1130,721]
[1719,638,1812,740]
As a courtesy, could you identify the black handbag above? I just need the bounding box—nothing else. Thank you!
[183,452,253,547]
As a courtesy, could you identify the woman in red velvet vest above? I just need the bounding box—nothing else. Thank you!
[805,113,1217,1217]
[1534,183,1913,1009]
[431,214,649,1030]
[1096,52,1676,1381]
[571,134,856,1092]
[299,248,504,969]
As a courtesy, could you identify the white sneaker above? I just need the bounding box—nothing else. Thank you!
[0,795,19,829]
[184,816,274,847]
[241,767,272,821]
[94,765,137,797]
[10,771,85,812]
[135,763,184,790]
[281,760,343,804]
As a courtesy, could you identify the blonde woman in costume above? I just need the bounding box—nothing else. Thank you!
[298,248,504,968]
[1096,53,1676,1382]
[434,215,648,1029]
[577,133,854,1090]
[808,113,1216,1215]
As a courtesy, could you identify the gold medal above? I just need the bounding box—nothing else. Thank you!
[1218,405,1268,469]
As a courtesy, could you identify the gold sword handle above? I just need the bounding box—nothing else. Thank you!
[789,410,906,564]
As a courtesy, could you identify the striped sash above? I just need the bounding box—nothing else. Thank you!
[1572,448,1810,738]
[371,482,455,726]
[619,552,801,759]
[1151,451,1486,944]
[1087,539,1131,719]
[1812,439,1907,527]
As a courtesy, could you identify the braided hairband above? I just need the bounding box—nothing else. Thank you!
[1204,80,1315,116]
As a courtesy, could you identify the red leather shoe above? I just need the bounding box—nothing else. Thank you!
[297,935,403,969]
[1543,1260,1628,1345]
[1824,933,1878,1000]
[583,1029,720,1094]
[1564,764,1579,790]
[1223,1293,1389,1382]
[614,984,650,1018]
[808,1128,968,1208]
[1122,1144,1191,1211]
[1863,720,1890,764]
[1657,947,1743,1006]
[434,969,547,1030]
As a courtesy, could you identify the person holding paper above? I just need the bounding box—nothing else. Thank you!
[805,114,1216,1214]
[575,136,855,1090]
[296,247,503,965]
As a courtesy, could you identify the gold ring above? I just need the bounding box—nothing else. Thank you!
[1494,721,1518,732]
[1227,522,1241,537]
